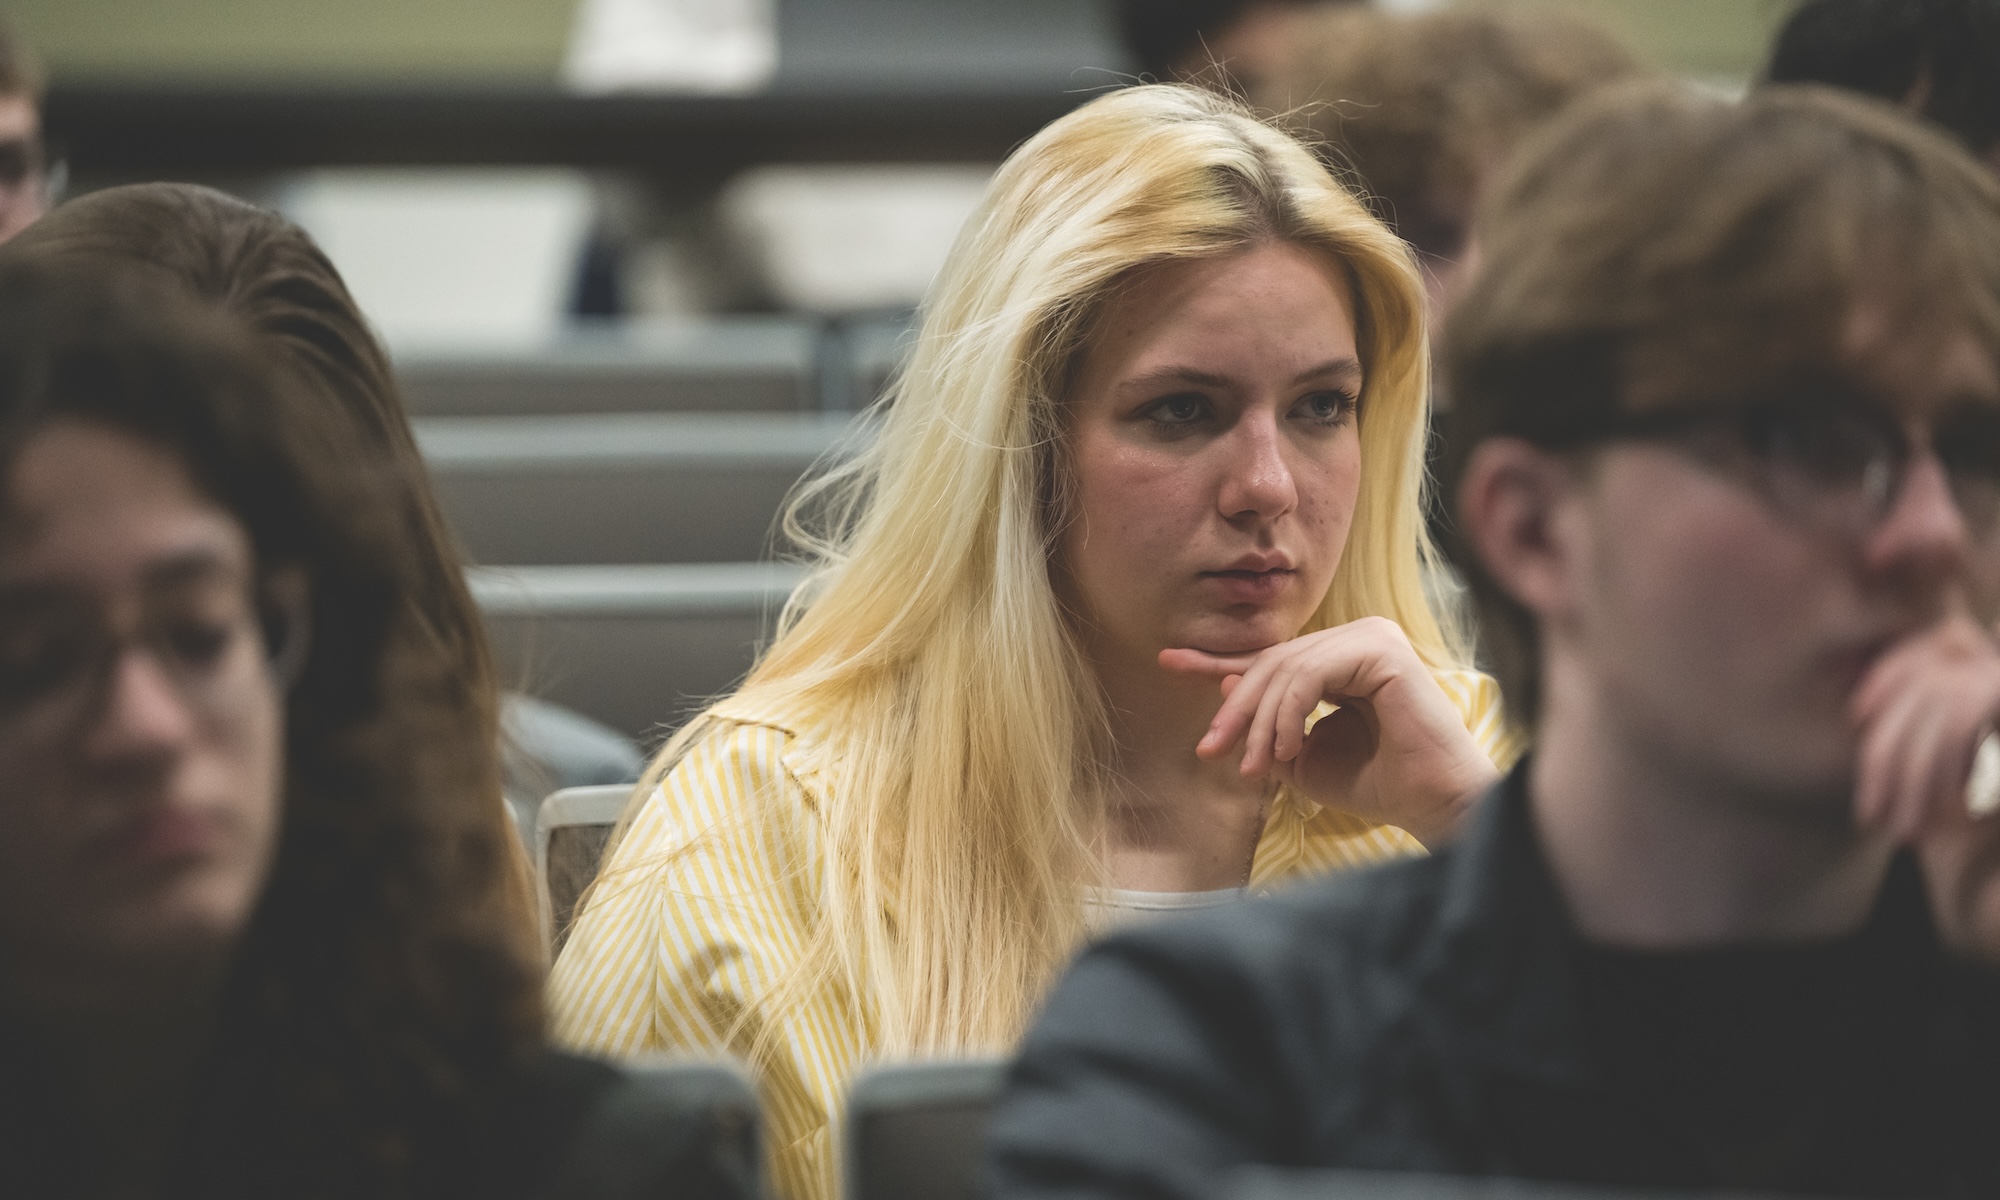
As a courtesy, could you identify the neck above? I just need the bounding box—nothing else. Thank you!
[1092,639,1273,892]
[1530,657,1892,948]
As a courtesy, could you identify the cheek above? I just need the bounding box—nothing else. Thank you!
[1592,469,1827,682]
[1064,438,1210,566]
[1294,434,1363,569]
[226,691,286,894]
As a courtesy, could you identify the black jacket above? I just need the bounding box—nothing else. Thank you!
[1,1049,762,1200]
[984,762,2000,1200]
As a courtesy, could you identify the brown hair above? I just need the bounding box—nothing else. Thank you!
[3,183,526,905]
[1440,81,2000,726]
[1252,5,1643,261]
[0,261,543,1192]
[1767,0,2000,158]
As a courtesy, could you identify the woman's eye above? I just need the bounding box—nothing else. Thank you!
[1295,390,1357,425]
[1144,393,1210,426]
[0,634,82,702]
[161,622,236,671]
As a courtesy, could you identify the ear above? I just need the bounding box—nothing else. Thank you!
[1455,437,1585,624]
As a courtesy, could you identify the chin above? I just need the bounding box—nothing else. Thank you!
[101,879,261,964]
[1181,613,1305,656]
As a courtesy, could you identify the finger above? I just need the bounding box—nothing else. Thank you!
[1853,617,1996,725]
[1271,667,1331,766]
[1905,718,1978,844]
[1218,674,1242,700]
[1242,652,1307,777]
[1852,634,1938,727]
[1159,647,1260,678]
[1861,682,1978,843]
[1857,682,1928,833]
[1888,703,1956,844]
[1198,646,1293,759]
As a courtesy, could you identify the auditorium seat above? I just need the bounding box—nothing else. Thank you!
[471,561,805,741]
[535,783,631,952]
[397,317,821,416]
[419,412,870,564]
[845,1059,1009,1200]
[545,1057,765,1196]
[840,312,917,409]
[1228,1168,1730,1200]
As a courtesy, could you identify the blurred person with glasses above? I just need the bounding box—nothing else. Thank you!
[0,266,756,1199]
[0,23,50,242]
[986,83,2000,1200]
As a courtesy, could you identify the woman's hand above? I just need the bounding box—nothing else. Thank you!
[1852,614,2000,962]
[1159,616,1499,847]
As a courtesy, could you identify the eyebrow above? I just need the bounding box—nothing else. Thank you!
[1119,357,1365,393]
[0,544,248,608]
[141,546,247,592]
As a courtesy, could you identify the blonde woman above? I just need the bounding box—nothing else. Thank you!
[550,83,1517,1200]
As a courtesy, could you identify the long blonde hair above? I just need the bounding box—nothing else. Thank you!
[626,83,1455,1056]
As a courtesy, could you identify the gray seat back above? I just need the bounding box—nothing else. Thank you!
[397,319,819,417]
[420,413,867,565]
[535,783,633,953]
[543,1057,765,1200]
[845,1059,1008,1200]
[472,562,802,742]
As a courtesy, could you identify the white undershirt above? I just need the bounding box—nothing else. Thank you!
[1082,885,1247,935]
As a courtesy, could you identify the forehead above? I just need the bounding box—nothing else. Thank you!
[1082,242,1358,370]
[0,420,250,592]
[0,93,37,143]
[1839,303,2000,410]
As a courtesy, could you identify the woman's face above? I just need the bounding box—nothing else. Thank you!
[1061,241,1364,666]
[0,421,285,982]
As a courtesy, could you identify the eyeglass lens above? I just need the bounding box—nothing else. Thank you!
[0,587,303,735]
[1736,397,2000,541]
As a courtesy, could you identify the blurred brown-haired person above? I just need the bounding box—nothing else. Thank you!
[3,182,643,839]
[0,263,757,1197]
[1250,5,1645,320]
[0,23,47,242]
[1113,0,1360,89]
[1766,0,2000,173]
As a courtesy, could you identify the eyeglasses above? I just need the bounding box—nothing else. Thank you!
[0,580,309,739]
[1589,385,2000,545]
[0,135,45,192]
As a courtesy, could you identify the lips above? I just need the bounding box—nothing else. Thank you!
[1199,566,1297,605]
[1212,552,1295,573]
[88,807,224,868]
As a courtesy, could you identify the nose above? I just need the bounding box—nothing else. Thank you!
[1216,413,1298,523]
[1861,451,1970,598]
[80,647,199,767]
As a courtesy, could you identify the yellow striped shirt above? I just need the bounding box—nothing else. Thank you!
[548,669,1517,1200]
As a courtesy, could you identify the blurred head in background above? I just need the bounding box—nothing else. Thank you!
[0,263,547,1193]
[1114,0,1361,89]
[1443,82,2000,800]
[3,181,536,898]
[0,24,47,243]
[1767,0,2000,172]
[1252,5,1645,321]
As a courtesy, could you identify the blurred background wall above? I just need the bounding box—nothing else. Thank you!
[11,0,1795,86]
[0,0,1822,749]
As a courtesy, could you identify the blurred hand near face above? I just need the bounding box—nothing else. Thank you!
[1162,617,1499,847]
[1850,613,2000,961]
